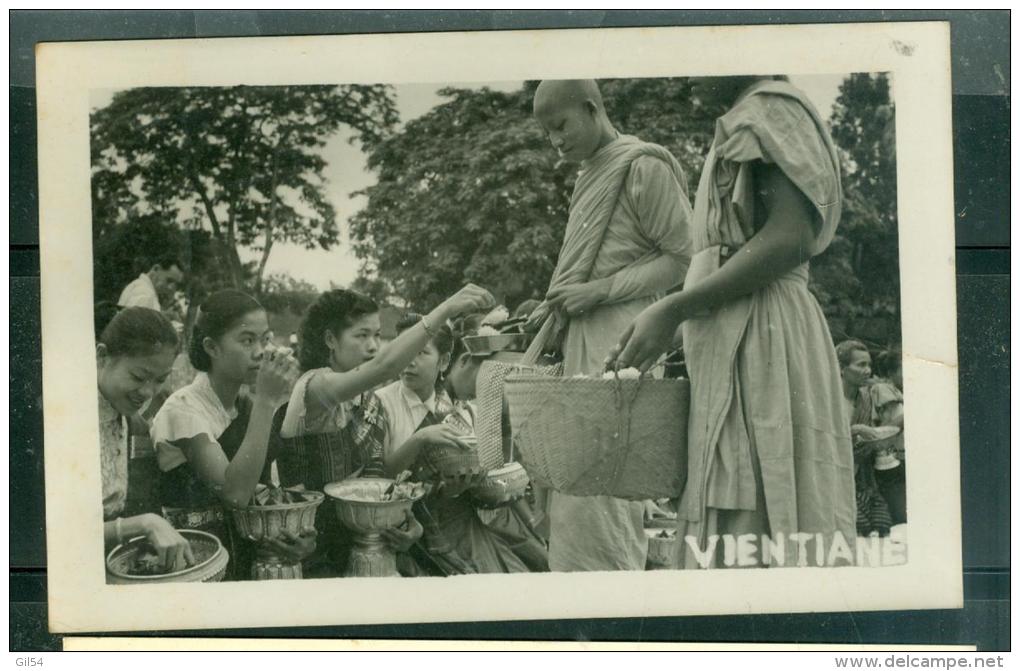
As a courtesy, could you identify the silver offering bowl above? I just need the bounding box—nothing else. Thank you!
[230,489,324,580]
[324,478,424,577]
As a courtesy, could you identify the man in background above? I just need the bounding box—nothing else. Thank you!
[117,255,184,311]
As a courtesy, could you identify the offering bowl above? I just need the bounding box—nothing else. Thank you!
[324,478,425,577]
[469,461,530,508]
[106,529,229,584]
[230,488,324,580]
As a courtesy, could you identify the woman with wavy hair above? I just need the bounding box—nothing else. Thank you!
[276,284,494,577]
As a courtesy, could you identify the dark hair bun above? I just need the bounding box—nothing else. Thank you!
[189,289,263,372]
[99,306,178,359]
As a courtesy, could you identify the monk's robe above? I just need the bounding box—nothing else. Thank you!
[542,134,693,572]
[677,80,857,569]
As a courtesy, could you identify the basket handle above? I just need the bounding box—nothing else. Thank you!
[608,371,646,493]
[520,315,557,366]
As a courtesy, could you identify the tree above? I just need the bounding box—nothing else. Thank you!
[812,73,900,345]
[257,273,320,318]
[90,85,398,292]
[93,213,242,339]
[348,273,396,307]
[350,76,900,346]
[349,79,718,310]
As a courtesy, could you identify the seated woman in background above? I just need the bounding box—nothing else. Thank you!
[276,284,495,577]
[151,289,313,580]
[97,306,194,573]
[376,314,545,575]
[836,339,893,538]
[870,348,906,526]
[445,318,550,573]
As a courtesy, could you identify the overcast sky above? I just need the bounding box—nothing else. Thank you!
[93,75,851,291]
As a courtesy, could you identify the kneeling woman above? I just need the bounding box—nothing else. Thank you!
[378,314,547,574]
[98,307,193,574]
[277,284,494,577]
[151,290,313,579]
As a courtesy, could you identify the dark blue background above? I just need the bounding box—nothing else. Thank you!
[9,9,1010,651]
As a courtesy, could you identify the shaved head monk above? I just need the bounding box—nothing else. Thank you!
[526,79,693,572]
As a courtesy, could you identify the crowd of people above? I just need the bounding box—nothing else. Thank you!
[96,75,905,580]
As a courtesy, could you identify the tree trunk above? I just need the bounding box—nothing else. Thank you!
[189,171,245,288]
[254,141,284,296]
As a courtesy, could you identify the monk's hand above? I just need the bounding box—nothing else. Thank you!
[604,299,680,373]
[546,280,609,317]
[523,301,551,332]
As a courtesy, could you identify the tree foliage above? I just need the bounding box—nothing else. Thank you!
[91,84,398,292]
[92,215,238,337]
[349,79,719,309]
[812,73,899,344]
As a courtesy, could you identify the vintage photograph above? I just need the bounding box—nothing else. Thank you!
[91,72,905,583]
[38,22,959,631]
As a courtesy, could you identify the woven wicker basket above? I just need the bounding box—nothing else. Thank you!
[504,374,689,500]
[475,358,562,471]
[645,527,679,569]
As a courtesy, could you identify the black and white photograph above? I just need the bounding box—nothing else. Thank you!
[37,21,961,632]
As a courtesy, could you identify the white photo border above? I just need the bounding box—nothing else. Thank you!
[38,21,960,633]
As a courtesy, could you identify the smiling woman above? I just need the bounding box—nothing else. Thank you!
[96,307,196,576]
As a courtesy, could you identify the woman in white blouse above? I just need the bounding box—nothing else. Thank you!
[151,290,309,579]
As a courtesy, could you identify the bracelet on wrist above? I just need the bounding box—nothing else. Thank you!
[421,315,438,339]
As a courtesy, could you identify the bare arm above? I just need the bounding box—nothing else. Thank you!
[607,163,819,371]
[384,424,471,477]
[172,396,277,508]
[667,163,816,315]
[305,284,494,411]
[173,351,298,508]
[104,513,195,572]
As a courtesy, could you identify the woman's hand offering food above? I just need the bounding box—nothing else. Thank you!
[439,283,496,321]
[265,527,318,562]
[604,299,683,373]
[481,305,510,326]
[141,513,196,573]
[255,344,301,407]
[381,510,424,553]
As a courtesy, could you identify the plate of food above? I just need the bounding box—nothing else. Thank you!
[106,528,229,584]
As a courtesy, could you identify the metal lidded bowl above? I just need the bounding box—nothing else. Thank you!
[106,528,229,584]
[469,461,530,507]
[462,333,533,356]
